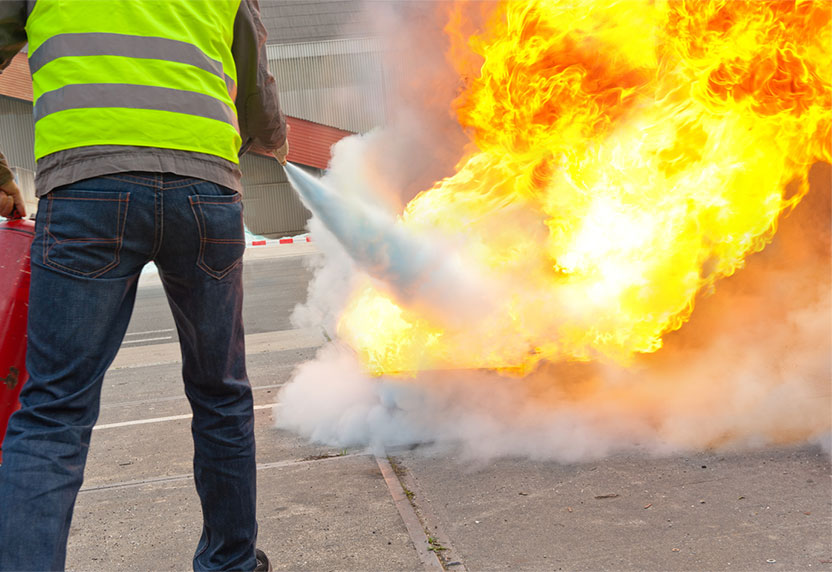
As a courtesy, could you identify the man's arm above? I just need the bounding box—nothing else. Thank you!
[0,1,27,71]
[0,151,26,218]
[0,150,13,187]
[232,0,288,161]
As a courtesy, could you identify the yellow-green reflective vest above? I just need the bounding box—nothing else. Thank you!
[26,0,242,163]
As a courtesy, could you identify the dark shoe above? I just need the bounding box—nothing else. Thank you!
[254,549,273,572]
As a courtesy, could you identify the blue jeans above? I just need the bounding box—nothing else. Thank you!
[0,173,257,571]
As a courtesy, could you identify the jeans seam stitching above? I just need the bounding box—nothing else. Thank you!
[165,180,203,190]
[43,256,117,278]
[189,196,209,277]
[50,197,129,202]
[113,195,129,277]
[201,258,241,279]
[52,238,119,244]
[189,195,243,280]
[43,195,51,266]
[195,201,219,278]
[102,175,157,188]
[192,198,242,205]
[151,188,163,260]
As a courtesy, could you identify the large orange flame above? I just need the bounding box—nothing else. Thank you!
[338,0,831,375]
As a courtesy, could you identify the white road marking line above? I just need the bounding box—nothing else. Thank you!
[121,336,173,344]
[124,329,174,336]
[100,381,290,410]
[93,403,276,431]
[79,452,367,493]
[111,327,326,370]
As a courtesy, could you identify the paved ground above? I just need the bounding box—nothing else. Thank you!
[59,244,832,571]
[394,448,831,571]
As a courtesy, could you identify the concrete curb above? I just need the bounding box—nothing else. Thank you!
[376,456,445,571]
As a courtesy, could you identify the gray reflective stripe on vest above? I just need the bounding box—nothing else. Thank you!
[34,83,239,131]
[29,33,236,98]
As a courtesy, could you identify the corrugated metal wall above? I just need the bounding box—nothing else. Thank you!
[240,153,318,237]
[259,0,370,44]
[0,98,38,215]
[268,38,387,133]
[0,97,35,171]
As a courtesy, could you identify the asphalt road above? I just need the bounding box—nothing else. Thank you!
[123,255,315,348]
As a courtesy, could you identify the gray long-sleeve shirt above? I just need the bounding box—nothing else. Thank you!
[0,0,286,195]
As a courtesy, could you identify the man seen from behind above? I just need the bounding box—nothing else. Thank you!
[0,1,289,570]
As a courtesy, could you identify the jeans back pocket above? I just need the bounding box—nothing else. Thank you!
[42,190,130,278]
[189,193,246,279]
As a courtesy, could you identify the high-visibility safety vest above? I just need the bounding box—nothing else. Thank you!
[25,0,242,163]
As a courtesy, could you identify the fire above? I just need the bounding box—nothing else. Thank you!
[337,0,832,375]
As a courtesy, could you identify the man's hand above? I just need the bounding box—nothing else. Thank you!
[273,137,289,166]
[273,123,290,166]
[0,178,26,218]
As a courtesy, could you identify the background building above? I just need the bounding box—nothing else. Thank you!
[0,0,388,237]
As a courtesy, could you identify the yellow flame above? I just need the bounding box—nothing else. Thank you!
[338,0,832,375]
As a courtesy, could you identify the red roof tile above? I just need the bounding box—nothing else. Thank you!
[0,52,33,101]
[251,116,352,170]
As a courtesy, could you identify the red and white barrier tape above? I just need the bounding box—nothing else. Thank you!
[248,235,312,246]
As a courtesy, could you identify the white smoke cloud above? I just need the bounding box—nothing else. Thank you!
[276,3,831,461]
[278,157,831,461]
